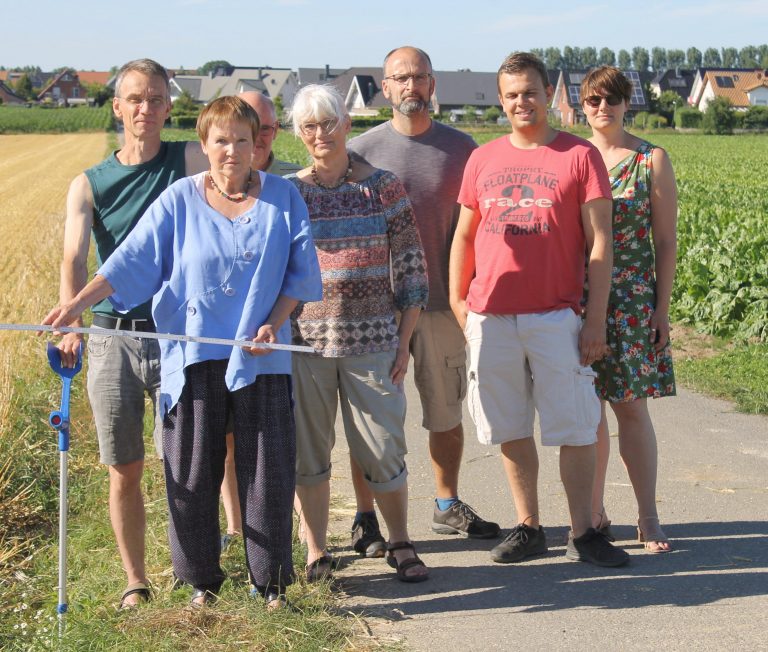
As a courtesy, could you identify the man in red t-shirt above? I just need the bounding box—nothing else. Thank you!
[449,52,629,567]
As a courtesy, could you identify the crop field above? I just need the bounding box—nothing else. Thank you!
[652,134,768,341]
[0,105,113,134]
[0,134,107,608]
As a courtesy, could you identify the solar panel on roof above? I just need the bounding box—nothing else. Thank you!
[715,76,735,88]
[624,71,645,105]
[568,85,581,104]
[569,73,586,83]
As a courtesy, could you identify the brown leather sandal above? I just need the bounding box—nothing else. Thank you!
[386,541,429,583]
[119,582,152,610]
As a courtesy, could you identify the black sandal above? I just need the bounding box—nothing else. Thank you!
[386,541,429,583]
[305,553,338,582]
[119,582,152,610]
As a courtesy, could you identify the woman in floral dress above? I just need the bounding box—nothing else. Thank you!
[581,67,678,553]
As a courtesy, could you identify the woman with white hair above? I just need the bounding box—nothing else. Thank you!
[288,84,430,583]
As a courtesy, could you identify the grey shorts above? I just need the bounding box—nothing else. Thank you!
[292,350,408,493]
[86,332,162,466]
[410,310,467,432]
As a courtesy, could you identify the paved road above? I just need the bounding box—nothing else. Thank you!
[324,380,768,651]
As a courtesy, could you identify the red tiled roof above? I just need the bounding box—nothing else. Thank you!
[76,71,111,85]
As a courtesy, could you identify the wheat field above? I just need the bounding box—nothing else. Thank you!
[0,134,106,570]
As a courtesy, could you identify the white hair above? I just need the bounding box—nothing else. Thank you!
[289,84,348,136]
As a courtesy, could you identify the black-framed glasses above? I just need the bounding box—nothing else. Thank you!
[299,118,339,136]
[583,94,624,108]
[384,73,432,86]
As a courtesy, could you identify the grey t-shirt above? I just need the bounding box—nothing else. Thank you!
[348,120,476,312]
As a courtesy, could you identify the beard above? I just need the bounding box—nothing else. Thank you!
[397,97,428,115]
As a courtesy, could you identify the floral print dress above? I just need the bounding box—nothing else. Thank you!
[592,141,676,403]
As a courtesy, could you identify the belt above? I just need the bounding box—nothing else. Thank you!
[92,314,156,333]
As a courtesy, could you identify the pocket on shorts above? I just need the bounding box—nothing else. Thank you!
[86,333,113,358]
[574,366,600,430]
[444,352,467,404]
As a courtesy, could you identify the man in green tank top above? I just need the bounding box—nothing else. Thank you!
[55,58,208,608]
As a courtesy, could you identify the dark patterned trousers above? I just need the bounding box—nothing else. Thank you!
[162,360,296,592]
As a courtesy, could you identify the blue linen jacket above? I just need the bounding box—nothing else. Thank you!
[98,171,322,416]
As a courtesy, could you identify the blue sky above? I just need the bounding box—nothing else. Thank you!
[2,0,766,72]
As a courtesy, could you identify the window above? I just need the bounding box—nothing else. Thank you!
[669,78,686,87]
[568,85,581,105]
[715,76,735,88]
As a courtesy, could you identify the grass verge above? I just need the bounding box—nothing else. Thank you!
[675,341,768,414]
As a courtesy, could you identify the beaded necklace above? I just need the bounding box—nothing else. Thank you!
[311,157,352,189]
[208,169,252,202]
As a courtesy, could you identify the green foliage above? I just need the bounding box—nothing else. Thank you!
[462,104,478,123]
[652,133,768,341]
[618,49,632,69]
[0,105,114,133]
[651,46,667,71]
[674,107,703,129]
[686,47,702,68]
[171,89,198,116]
[702,96,735,135]
[171,114,198,129]
[598,47,615,66]
[721,47,738,68]
[668,49,686,69]
[743,105,768,129]
[377,106,393,118]
[349,115,388,129]
[198,60,232,76]
[83,82,113,107]
[13,73,34,100]
[703,47,721,67]
[634,111,650,128]
[483,106,502,123]
[657,90,682,122]
[632,46,649,71]
[273,94,284,117]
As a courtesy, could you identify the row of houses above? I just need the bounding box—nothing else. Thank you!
[0,69,111,105]
[135,64,768,124]
[3,64,767,125]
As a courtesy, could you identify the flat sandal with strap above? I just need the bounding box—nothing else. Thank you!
[386,541,429,583]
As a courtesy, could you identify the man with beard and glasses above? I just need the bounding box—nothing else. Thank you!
[346,46,500,559]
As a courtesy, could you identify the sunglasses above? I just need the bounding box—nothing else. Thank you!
[583,94,624,108]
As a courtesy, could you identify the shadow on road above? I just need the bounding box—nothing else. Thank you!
[335,520,768,617]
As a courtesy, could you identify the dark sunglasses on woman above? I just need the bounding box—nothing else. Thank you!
[583,94,624,108]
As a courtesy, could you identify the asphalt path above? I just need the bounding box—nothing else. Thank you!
[324,377,768,651]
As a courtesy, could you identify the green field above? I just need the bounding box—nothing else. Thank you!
[0,105,114,133]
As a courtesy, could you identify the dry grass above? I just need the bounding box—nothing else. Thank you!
[0,133,107,574]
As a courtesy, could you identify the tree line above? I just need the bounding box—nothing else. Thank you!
[529,45,768,71]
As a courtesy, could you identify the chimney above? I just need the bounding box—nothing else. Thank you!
[325,64,330,78]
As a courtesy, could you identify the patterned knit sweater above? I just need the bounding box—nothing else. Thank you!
[289,168,428,357]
